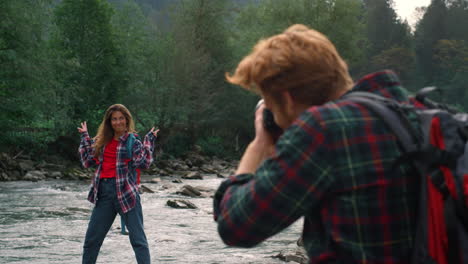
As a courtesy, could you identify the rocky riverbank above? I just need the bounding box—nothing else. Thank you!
[0,151,307,263]
[0,151,237,182]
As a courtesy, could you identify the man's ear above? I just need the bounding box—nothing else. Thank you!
[282,91,296,120]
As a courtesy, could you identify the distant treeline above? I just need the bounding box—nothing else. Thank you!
[1,0,467,160]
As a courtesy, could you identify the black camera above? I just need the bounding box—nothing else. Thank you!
[255,99,283,136]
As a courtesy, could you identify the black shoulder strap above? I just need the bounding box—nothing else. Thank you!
[342,92,431,264]
[342,92,419,153]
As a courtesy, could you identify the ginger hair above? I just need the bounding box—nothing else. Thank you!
[226,24,353,105]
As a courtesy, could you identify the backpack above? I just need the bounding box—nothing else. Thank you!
[126,133,141,185]
[343,87,468,264]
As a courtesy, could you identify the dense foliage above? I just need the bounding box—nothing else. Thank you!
[1,0,467,160]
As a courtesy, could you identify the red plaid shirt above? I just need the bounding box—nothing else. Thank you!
[214,71,419,263]
[79,131,156,213]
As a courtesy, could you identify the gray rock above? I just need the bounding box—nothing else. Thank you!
[176,185,202,197]
[64,168,92,180]
[182,171,203,180]
[166,199,197,209]
[9,170,21,180]
[23,170,46,181]
[151,177,161,183]
[140,184,154,193]
[18,160,35,172]
[0,172,9,181]
[172,178,182,183]
[49,171,63,179]
[272,248,308,264]
[163,167,175,175]
[37,162,65,170]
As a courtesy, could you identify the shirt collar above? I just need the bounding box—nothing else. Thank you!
[347,70,409,103]
[118,132,130,141]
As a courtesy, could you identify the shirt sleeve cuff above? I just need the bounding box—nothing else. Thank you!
[213,173,253,221]
[145,132,156,143]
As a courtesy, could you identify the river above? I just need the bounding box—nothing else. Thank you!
[0,175,303,263]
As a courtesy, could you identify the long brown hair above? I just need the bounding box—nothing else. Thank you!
[93,104,136,157]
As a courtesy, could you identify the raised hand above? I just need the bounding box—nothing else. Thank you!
[78,121,88,134]
[149,127,160,138]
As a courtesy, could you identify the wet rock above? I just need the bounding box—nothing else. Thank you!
[166,199,197,209]
[23,170,46,181]
[176,185,202,197]
[139,184,154,193]
[172,178,182,183]
[18,160,35,172]
[160,184,170,190]
[272,248,308,264]
[49,171,63,179]
[193,186,214,193]
[151,177,161,183]
[64,168,92,180]
[297,236,304,247]
[185,152,206,167]
[184,159,193,168]
[9,170,21,180]
[37,162,65,170]
[176,185,214,198]
[163,167,175,176]
[53,184,71,191]
[182,171,203,180]
[1,172,9,181]
[172,161,190,171]
[200,165,217,174]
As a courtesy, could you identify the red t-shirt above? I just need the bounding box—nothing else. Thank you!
[100,138,119,178]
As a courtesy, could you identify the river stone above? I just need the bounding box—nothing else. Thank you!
[23,170,46,181]
[1,172,8,181]
[151,177,161,183]
[18,160,35,172]
[49,171,63,179]
[176,185,201,197]
[172,178,182,183]
[37,162,65,170]
[172,161,189,171]
[182,171,203,180]
[164,167,175,175]
[166,199,197,209]
[9,170,21,180]
[140,184,154,193]
[272,248,308,264]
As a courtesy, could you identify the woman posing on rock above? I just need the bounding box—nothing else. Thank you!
[77,104,159,264]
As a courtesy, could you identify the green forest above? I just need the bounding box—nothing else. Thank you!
[1,0,467,161]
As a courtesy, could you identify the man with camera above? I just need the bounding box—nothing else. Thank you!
[213,24,418,263]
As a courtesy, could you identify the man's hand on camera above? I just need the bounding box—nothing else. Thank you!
[253,103,275,153]
[235,104,276,175]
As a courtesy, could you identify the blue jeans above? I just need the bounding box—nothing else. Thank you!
[82,178,150,264]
